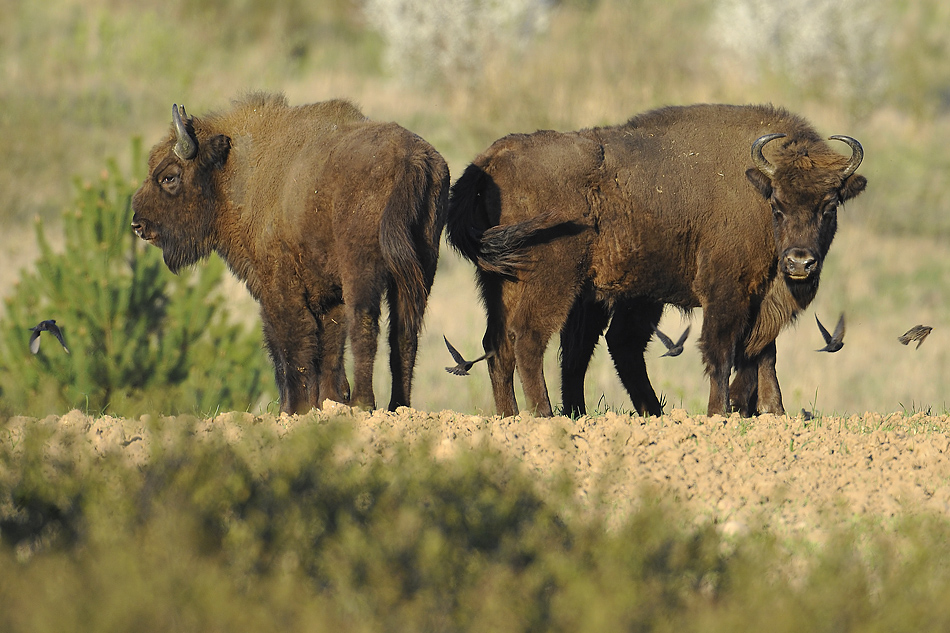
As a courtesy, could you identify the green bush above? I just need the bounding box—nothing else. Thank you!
[3,416,950,632]
[0,142,271,417]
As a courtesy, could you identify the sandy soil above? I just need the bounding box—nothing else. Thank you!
[6,405,950,542]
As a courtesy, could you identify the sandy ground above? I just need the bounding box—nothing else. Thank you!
[7,405,950,543]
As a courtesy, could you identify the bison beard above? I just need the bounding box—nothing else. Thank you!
[131,94,449,414]
[447,104,865,417]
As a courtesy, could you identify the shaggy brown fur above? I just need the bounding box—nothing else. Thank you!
[447,104,865,417]
[132,93,449,414]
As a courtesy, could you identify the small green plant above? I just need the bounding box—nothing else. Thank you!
[0,141,270,417]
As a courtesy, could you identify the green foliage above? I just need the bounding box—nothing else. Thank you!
[3,416,950,632]
[0,143,270,417]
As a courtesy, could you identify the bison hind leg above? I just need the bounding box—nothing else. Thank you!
[385,283,423,411]
[560,297,611,418]
[605,298,664,417]
[480,274,519,417]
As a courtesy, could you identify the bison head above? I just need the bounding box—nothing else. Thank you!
[745,133,866,290]
[131,104,231,273]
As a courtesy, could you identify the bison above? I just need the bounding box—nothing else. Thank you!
[447,104,865,417]
[131,93,449,414]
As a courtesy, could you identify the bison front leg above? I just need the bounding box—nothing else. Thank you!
[753,340,784,414]
[730,340,784,416]
[261,311,317,415]
[699,292,749,416]
[317,303,350,406]
[728,362,758,417]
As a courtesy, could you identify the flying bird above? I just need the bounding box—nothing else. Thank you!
[815,313,845,353]
[898,325,933,349]
[443,336,493,376]
[653,324,690,357]
[29,319,70,355]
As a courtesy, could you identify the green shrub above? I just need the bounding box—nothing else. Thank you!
[4,416,950,632]
[0,142,270,417]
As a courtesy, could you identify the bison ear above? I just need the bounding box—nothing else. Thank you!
[745,168,773,200]
[839,173,867,203]
[201,134,231,170]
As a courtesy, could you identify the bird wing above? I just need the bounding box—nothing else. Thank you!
[443,336,466,364]
[29,329,41,354]
[831,313,846,343]
[653,326,675,349]
[815,315,832,344]
[49,323,70,353]
[674,324,691,347]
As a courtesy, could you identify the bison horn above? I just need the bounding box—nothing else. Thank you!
[828,135,864,178]
[172,104,198,161]
[751,133,786,178]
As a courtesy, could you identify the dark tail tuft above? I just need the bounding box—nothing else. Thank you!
[447,163,584,280]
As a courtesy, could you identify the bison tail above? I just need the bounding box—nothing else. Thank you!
[446,163,490,264]
[379,146,449,334]
[447,163,578,279]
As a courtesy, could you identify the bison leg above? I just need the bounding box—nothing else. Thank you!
[345,291,382,410]
[514,328,554,417]
[484,321,519,418]
[730,340,784,416]
[729,336,759,416]
[754,340,784,414]
[729,359,758,417]
[478,272,520,417]
[317,303,350,406]
[605,298,664,417]
[386,284,421,411]
[510,286,581,418]
[560,297,610,418]
[699,292,748,416]
[261,309,318,415]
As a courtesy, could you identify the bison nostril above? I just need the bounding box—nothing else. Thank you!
[783,249,818,278]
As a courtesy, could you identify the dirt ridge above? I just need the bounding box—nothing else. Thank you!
[5,406,950,542]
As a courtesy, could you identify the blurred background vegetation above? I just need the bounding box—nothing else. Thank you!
[1,0,949,416]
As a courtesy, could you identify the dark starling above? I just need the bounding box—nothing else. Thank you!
[653,324,690,357]
[898,325,933,349]
[29,319,70,355]
[443,336,493,376]
[815,313,845,353]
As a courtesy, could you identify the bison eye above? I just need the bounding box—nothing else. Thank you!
[159,172,181,195]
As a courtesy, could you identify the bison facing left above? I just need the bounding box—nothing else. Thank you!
[131,93,449,414]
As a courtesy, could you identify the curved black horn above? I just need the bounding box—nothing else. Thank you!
[750,133,786,178]
[172,104,197,161]
[828,135,864,178]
